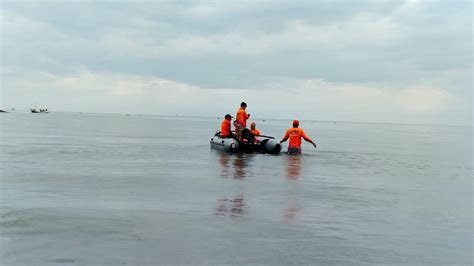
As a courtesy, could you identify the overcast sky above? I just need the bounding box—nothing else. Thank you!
[1,0,472,125]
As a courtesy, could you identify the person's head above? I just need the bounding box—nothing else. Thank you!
[292,119,299,127]
[240,102,247,109]
[250,122,256,130]
[225,114,233,121]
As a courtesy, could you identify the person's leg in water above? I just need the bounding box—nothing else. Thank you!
[287,147,302,155]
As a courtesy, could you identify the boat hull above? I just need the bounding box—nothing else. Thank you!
[210,136,240,153]
[210,135,281,154]
[256,137,282,154]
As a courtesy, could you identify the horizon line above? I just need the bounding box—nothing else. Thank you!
[3,108,470,127]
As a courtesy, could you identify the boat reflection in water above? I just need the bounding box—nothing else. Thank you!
[217,152,254,180]
[213,151,305,222]
[214,152,254,218]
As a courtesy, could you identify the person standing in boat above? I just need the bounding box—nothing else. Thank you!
[236,102,250,128]
[250,122,261,136]
[220,114,234,138]
[280,120,317,155]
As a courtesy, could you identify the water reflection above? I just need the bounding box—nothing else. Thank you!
[283,201,302,224]
[215,195,246,218]
[283,155,304,223]
[214,152,305,222]
[217,152,253,180]
[218,153,231,177]
[233,154,248,180]
[215,152,251,219]
[286,155,302,180]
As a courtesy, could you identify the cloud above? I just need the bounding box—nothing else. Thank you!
[0,1,471,124]
[3,69,465,124]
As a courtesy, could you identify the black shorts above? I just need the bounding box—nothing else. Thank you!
[287,147,302,155]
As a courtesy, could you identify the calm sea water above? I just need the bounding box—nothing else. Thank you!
[0,112,472,265]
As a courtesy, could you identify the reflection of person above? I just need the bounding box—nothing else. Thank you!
[236,102,250,128]
[233,154,247,180]
[230,195,245,218]
[220,114,234,138]
[283,201,302,224]
[217,152,252,180]
[218,153,230,177]
[215,195,246,218]
[286,154,301,180]
[250,122,261,136]
[280,120,317,155]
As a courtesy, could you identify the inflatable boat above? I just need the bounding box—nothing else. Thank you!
[255,136,282,154]
[210,134,281,154]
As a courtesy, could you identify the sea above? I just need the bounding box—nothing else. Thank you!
[0,112,472,265]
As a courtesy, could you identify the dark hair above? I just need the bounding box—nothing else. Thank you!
[240,102,247,107]
[225,114,232,119]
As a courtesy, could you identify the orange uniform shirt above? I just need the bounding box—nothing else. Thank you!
[250,129,261,136]
[282,128,312,148]
[236,108,250,128]
[220,119,232,137]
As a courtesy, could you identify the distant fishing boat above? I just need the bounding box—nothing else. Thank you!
[30,108,49,113]
[0,109,8,113]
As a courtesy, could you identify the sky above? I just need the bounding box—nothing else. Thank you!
[1,0,472,125]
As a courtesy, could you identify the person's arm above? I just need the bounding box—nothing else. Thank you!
[302,130,317,148]
[280,130,290,143]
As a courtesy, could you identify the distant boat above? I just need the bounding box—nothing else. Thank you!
[0,109,8,113]
[30,108,49,113]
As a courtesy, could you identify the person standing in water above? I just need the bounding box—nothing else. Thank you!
[250,122,261,136]
[236,102,250,128]
[280,120,317,155]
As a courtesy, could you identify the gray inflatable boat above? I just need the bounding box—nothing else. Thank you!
[210,135,281,154]
[255,136,282,154]
[210,135,240,153]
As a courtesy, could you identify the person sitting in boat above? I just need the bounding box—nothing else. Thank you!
[233,120,256,144]
[220,114,234,138]
[280,120,317,155]
[250,122,261,136]
[233,120,244,140]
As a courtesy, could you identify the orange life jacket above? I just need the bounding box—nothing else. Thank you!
[220,119,231,137]
[236,108,250,128]
[282,127,312,148]
[250,129,261,136]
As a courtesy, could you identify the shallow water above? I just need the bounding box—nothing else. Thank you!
[0,112,472,265]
